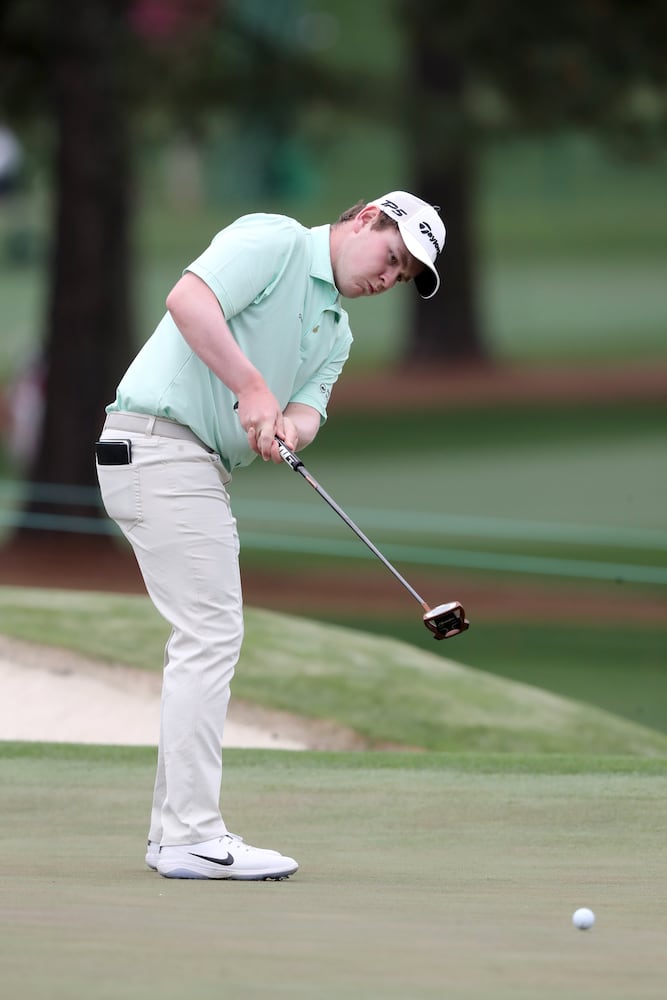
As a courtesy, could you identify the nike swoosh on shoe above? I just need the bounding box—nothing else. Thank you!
[188,852,234,866]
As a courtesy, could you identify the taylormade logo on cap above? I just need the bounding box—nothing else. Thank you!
[368,191,446,299]
[417,220,442,256]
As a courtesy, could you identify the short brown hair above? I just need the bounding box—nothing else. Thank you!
[334,201,399,231]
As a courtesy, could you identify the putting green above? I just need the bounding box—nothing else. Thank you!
[1,745,666,1000]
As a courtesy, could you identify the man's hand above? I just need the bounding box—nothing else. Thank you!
[237,384,286,461]
[270,403,321,463]
[269,416,299,463]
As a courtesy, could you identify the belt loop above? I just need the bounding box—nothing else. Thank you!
[146,415,157,436]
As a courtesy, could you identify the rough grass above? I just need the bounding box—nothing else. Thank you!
[1,586,667,756]
[337,615,667,735]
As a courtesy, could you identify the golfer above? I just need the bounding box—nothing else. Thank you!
[95,191,445,880]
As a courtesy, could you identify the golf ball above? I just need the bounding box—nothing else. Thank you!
[572,907,595,930]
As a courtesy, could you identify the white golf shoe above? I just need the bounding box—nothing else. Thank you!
[156,833,298,880]
[145,840,159,871]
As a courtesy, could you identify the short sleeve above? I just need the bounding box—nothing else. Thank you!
[185,216,302,320]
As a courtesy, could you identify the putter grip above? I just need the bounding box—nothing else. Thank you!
[275,438,303,471]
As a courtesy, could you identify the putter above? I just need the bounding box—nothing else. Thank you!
[275,438,469,640]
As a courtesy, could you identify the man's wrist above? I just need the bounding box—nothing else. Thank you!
[230,368,267,397]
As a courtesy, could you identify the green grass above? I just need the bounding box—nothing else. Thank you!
[1,743,666,1000]
[320,399,667,450]
[1,586,667,756]
[482,258,667,361]
[331,616,667,735]
[481,134,667,258]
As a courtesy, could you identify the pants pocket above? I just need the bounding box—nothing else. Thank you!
[96,462,142,530]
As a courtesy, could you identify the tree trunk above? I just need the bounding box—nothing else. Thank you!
[403,10,489,366]
[19,0,133,534]
[406,155,488,365]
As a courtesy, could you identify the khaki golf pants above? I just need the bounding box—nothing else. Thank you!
[97,414,242,846]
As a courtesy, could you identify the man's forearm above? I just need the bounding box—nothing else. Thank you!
[283,403,321,450]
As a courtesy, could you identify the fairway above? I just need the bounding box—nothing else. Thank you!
[1,745,666,1000]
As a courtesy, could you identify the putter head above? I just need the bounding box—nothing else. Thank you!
[423,602,469,640]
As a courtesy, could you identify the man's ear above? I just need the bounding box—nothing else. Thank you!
[353,204,381,231]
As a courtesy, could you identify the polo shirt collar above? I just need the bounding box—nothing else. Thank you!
[309,225,336,288]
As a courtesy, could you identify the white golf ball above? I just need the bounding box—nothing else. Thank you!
[572,907,595,930]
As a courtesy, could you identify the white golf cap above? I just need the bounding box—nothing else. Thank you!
[367,191,445,299]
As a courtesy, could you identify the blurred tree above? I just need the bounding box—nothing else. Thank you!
[0,0,134,534]
[0,0,348,537]
[401,0,667,363]
[39,1,133,515]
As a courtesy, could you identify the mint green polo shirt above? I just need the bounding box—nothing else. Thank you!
[108,214,353,471]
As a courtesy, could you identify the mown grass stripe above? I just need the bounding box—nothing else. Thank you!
[236,499,667,550]
[241,531,667,585]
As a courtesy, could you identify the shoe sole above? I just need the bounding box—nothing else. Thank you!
[158,863,298,881]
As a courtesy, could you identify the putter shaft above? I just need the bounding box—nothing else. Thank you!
[275,438,430,611]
